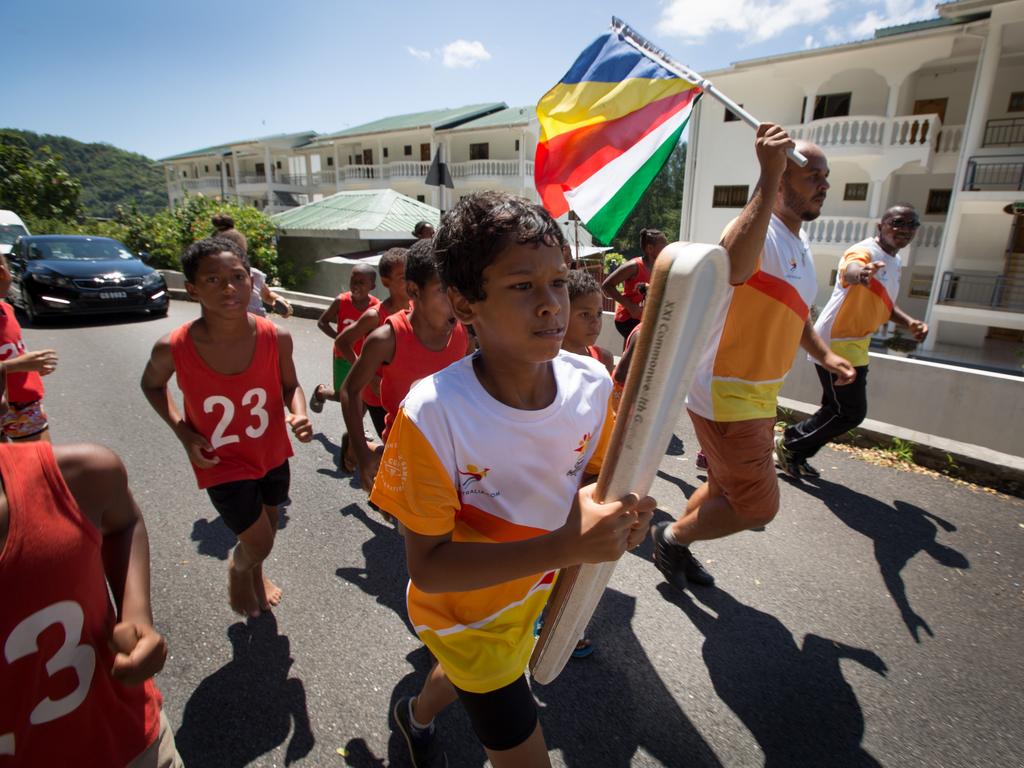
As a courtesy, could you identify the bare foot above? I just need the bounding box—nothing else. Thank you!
[227,558,260,617]
[253,564,282,610]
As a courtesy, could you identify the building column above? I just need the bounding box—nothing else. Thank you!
[232,152,242,205]
[922,18,1003,350]
[334,143,342,192]
[519,128,527,196]
[219,158,228,202]
[264,146,274,210]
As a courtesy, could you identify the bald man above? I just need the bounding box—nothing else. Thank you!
[775,204,928,479]
[652,127,856,591]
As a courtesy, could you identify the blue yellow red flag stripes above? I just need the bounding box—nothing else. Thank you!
[535,32,701,242]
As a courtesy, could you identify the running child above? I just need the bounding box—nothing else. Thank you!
[0,434,181,766]
[0,252,58,442]
[309,263,380,412]
[562,269,614,375]
[141,237,313,618]
[334,247,409,468]
[370,191,655,767]
[601,228,667,341]
[341,238,470,491]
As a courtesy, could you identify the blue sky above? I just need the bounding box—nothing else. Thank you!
[1,0,939,160]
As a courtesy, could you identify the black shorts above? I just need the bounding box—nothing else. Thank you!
[206,460,290,535]
[454,675,537,752]
[614,316,641,341]
[367,404,387,439]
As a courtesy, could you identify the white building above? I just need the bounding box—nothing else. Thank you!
[683,0,1024,361]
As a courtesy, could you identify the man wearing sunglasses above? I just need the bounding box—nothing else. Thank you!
[776,204,928,479]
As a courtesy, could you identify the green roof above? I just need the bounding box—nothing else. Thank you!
[874,13,985,38]
[443,106,535,131]
[319,103,507,140]
[271,189,439,236]
[159,131,318,162]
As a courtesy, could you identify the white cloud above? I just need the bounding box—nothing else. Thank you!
[656,0,836,43]
[406,46,432,62]
[804,34,819,49]
[847,0,935,38]
[442,40,491,69]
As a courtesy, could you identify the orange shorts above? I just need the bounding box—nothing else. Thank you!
[688,409,779,521]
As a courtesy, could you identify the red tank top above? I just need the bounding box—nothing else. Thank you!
[333,292,380,359]
[587,345,603,362]
[613,257,651,322]
[170,316,293,489]
[0,443,162,766]
[363,302,396,408]
[0,302,44,404]
[381,310,468,437]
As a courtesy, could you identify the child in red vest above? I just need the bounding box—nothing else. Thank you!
[309,263,380,412]
[141,237,313,618]
[601,228,667,341]
[0,434,180,767]
[341,238,471,492]
[333,248,409,469]
[0,253,58,441]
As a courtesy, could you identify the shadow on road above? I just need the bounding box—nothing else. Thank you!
[660,583,886,767]
[534,588,723,767]
[190,504,292,561]
[175,613,314,767]
[334,503,411,632]
[797,477,970,642]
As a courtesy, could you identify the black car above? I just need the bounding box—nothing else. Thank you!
[7,235,169,321]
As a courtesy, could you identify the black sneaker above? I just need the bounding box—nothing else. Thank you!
[794,458,820,478]
[774,435,801,479]
[652,522,715,590]
[393,697,447,767]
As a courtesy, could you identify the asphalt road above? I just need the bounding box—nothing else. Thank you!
[21,300,1024,768]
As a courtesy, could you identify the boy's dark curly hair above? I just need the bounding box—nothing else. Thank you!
[181,237,248,283]
[434,191,565,302]
[566,268,601,302]
[378,247,407,280]
[404,238,438,289]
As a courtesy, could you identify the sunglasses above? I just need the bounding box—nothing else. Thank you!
[888,219,920,230]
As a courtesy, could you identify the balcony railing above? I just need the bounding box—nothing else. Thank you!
[938,271,1024,311]
[310,169,336,185]
[963,157,1024,191]
[785,114,939,153]
[936,125,964,155]
[450,159,525,178]
[335,159,534,183]
[387,161,431,179]
[239,174,268,185]
[982,118,1024,147]
[276,173,309,186]
[181,177,233,191]
[803,216,944,251]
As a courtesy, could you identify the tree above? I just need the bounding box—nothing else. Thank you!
[607,141,687,257]
[0,131,81,220]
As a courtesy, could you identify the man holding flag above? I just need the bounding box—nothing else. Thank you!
[651,125,856,591]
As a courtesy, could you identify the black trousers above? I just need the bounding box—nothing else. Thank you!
[783,364,868,461]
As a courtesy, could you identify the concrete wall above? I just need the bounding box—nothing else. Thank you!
[780,350,1024,460]
[277,235,372,294]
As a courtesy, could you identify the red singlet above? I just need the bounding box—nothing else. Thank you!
[333,291,380,359]
[0,442,162,767]
[0,302,44,404]
[380,310,468,437]
[170,316,293,489]
[613,257,651,322]
[363,302,396,409]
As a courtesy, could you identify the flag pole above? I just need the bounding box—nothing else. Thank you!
[611,17,808,167]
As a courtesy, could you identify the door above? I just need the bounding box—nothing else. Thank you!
[420,143,431,161]
[362,149,373,165]
[913,98,947,144]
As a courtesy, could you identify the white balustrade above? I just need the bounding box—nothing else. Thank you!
[182,177,231,191]
[340,165,385,180]
[785,114,941,152]
[803,216,876,246]
[310,170,336,185]
[916,222,945,249]
[450,159,522,178]
[386,161,431,179]
[936,125,964,155]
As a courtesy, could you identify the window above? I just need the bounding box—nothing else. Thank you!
[829,269,838,287]
[348,155,353,164]
[416,195,426,203]
[181,171,187,178]
[515,139,520,151]
[908,273,933,299]
[275,161,282,170]
[1009,92,1024,112]
[926,188,952,214]
[404,145,412,156]
[215,163,221,172]
[813,92,851,120]
[712,185,749,208]
[326,157,334,166]
[470,143,489,160]
[383,147,389,158]
[844,183,868,201]
[724,104,743,122]
[204,165,209,173]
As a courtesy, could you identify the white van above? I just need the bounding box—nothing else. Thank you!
[0,211,30,256]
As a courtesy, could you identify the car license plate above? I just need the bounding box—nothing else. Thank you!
[99,291,127,299]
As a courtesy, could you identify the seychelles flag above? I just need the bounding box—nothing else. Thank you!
[535,32,702,243]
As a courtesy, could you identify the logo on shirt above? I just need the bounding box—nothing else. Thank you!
[458,464,490,489]
[379,453,408,493]
[566,432,592,477]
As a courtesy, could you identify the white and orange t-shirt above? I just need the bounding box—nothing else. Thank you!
[687,214,818,423]
[369,351,614,694]
[814,237,901,367]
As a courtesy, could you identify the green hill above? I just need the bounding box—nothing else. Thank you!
[2,128,166,217]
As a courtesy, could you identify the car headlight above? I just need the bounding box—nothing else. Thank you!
[31,271,73,288]
[142,271,165,288]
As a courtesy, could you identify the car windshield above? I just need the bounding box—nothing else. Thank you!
[0,225,28,246]
[27,238,136,261]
